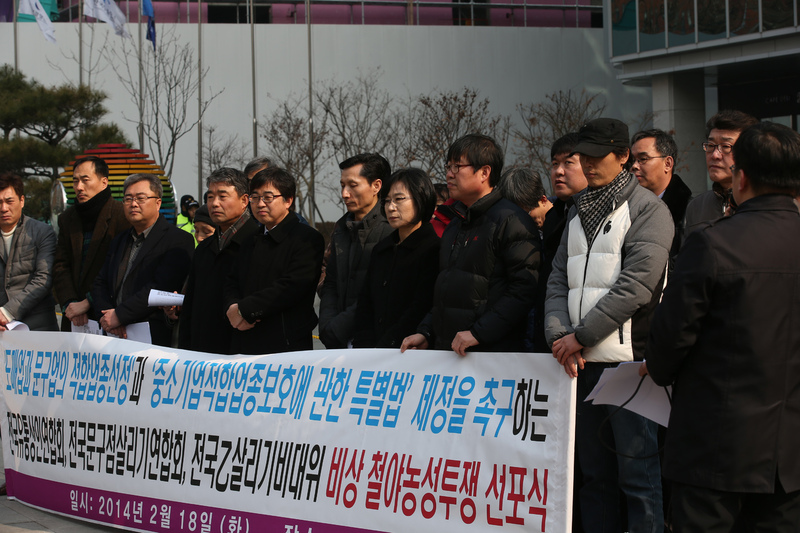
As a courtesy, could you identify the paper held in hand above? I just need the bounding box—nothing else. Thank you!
[147,289,185,307]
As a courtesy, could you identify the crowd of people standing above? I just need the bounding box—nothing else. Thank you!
[0,109,798,532]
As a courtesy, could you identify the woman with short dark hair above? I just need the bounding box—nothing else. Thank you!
[353,168,440,348]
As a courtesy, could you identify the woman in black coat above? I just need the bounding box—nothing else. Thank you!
[224,167,324,355]
[353,168,439,348]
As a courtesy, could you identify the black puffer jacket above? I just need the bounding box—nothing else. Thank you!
[318,202,392,348]
[418,190,540,352]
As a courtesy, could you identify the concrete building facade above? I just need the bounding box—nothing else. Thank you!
[607,0,800,192]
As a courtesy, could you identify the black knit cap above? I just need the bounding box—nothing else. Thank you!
[572,118,630,158]
[193,204,212,226]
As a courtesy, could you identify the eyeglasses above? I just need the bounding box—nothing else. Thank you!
[702,142,733,155]
[250,193,283,204]
[382,196,410,208]
[444,163,473,175]
[633,155,667,165]
[123,194,159,205]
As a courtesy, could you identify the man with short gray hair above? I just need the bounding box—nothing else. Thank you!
[92,174,194,346]
[244,157,272,180]
[497,166,553,233]
[179,168,259,354]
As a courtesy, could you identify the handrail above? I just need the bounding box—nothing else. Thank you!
[57,0,601,26]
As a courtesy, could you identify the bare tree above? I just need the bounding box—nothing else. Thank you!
[404,87,512,181]
[200,125,251,178]
[513,89,606,178]
[315,69,406,169]
[104,26,222,178]
[260,91,331,223]
[47,23,111,89]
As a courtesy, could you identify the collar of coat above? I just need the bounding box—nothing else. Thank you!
[262,211,299,243]
[452,188,502,223]
[344,201,385,232]
[375,222,437,253]
[734,193,799,215]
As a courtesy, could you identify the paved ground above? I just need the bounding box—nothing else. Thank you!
[0,454,117,533]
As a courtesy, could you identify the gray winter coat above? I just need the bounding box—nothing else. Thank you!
[0,215,58,331]
[544,175,673,362]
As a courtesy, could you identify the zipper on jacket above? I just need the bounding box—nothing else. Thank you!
[618,325,624,344]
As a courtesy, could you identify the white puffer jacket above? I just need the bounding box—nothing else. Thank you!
[545,175,674,363]
[566,200,634,362]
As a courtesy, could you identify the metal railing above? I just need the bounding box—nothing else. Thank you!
[57,0,602,28]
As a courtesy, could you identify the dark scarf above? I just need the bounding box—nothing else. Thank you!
[577,170,632,246]
[217,209,251,251]
[75,186,112,233]
[712,181,736,213]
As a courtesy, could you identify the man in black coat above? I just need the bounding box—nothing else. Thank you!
[630,128,692,264]
[54,156,129,331]
[92,174,194,346]
[401,134,539,355]
[224,168,324,355]
[318,153,392,348]
[532,133,587,353]
[179,168,259,354]
[646,122,800,530]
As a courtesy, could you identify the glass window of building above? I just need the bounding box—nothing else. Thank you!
[730,0,760,36]
[763,0,794,31]
[612,0,638,55]
[667,0,695,47]
[697,0,726,41]
[638,0,666,51]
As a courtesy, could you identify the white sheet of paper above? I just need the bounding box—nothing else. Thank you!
[585,364,616,402]
[588,361,672,427]
[105,322,152,344]
[148,289,184,307]
[5,321,29,331]
[71,319,103,335]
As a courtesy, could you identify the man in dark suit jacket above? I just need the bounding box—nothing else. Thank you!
[54,156,129,331]
[647,122,800,530]
[92,174,193,346]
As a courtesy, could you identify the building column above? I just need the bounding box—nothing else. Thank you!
[652,71,708,194]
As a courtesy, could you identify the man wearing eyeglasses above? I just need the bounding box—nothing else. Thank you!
[631,129,692,267]
[401,134,539,356]
[684,110,758,237]
[92,174,194,346]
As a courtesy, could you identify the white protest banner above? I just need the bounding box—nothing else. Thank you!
[0,332,575,532]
